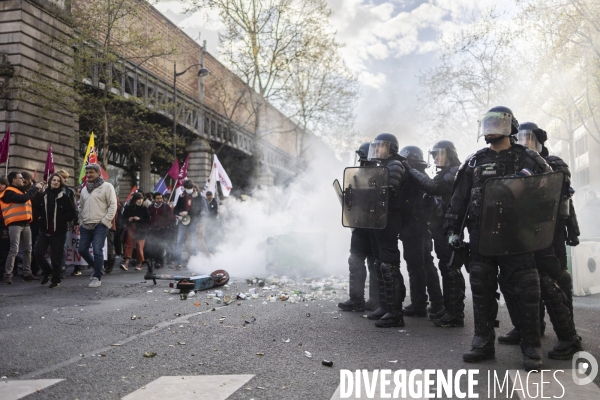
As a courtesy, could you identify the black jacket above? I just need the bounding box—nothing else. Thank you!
[123,203,151,238]
[34,188,78,235]
[1,185,39,204]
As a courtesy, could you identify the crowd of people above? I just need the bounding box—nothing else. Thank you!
[337,106,584,371]
[0,163,220,289]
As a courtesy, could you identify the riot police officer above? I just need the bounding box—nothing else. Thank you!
[398,146,444,318]
[338,143,379,312]
[403,140,465,327]
[445,106,552,371]
[366,133,408,328]
[498,122,582,360]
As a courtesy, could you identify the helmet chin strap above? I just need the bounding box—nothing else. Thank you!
[484,135,507,144]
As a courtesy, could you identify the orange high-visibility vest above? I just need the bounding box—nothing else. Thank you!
[0,187,33,225]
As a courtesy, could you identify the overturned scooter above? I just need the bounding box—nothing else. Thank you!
[144,264,230,293]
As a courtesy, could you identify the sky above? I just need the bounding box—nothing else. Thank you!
[154,0,507,157]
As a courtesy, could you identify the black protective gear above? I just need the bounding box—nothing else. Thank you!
[487,106,520,135]
[469,262,499,337]
[367,259,387,320]
[365,256,379,311]
[566,236,579,246]
[399,145,427,168]
[403,237,428,314]
[403,304,427,317]
[375,262,405,328]
[434,263,465,327]
[424,242,444,311]
[510,268,543,370]
[565,200,580,244]
[381,156,407,206]
[484,135,507,144]
[338,253,367,311]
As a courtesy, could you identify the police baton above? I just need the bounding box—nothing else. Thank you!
[447,203,470,270]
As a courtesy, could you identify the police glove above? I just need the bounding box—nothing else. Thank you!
[447,231,461,249]
[566,236,579,247]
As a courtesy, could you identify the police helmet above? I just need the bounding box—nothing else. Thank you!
[399,145,428,168]
[428,140,460,167]
[477,106,519,140]
[368,133,399,161]
[517,122,547,153]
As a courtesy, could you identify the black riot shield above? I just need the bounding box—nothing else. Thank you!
[477,171,564,256]
[342,167,389,229]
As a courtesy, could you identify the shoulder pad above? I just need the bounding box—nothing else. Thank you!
[524,148,549,167]
[458,152,476,173]
[545,155,569,169]
[443,165,460,183]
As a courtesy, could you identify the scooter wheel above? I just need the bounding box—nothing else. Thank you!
[211,270,230,286]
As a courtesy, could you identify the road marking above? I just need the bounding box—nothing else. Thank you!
[122,375,254,400]
[18,307,227,380]
[0,379,64,400]
[508,370,600,400]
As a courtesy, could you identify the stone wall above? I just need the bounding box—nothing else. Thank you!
[0,0,78,185]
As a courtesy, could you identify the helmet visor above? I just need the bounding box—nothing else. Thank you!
[517,129,542,153]
[368,140,391,161]
[428,148,448,167]
[477,111,513,140]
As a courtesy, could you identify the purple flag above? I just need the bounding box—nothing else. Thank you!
[43,144,55,181]
[176,154,189,188]
[167,159,180,181]
[153,177,169,195]
[0,127,10,164]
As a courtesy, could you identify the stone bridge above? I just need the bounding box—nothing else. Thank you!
[0,0,324,198]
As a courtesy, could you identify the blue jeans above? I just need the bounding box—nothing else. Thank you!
[78,224,109,279]
[175,223,197,264]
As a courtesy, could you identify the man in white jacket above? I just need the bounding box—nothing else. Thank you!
[78,164,117,288]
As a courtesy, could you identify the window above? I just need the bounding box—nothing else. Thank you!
[575,135,588,157]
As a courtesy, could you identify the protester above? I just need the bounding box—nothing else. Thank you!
[173,180,208,268]
[103,196,122,274]
[1,172,43,283]
[146,192,173,269]
[143,192,153,208]
[78,163,117,288]
[120,192,150,271]
[56,169,77,278]
[22,171,42,276]
[34,173,77,288]
[0,176,11,273]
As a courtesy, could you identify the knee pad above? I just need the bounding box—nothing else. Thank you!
[348,253,366,273]
[469,262,497,294]
[513,269,541,304]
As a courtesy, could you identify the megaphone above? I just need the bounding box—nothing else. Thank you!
[181,215,192,226]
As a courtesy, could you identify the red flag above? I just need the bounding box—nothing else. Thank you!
[175,155,189,188]
[0,127,10,164]
[43,144,55,181]
[126,185,137,203]
[167,159,180,181]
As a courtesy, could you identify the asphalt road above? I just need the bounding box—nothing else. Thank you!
[0,263,599,400]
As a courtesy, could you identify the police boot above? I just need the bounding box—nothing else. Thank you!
[403,263,427,317]
[368,260,387,320]
[548,336,582,360]
[375,263,405,328]
[498,328,521,345]
[514,269,543,371]
[364,256,380,311]
[538,273,582,360]
[433,267,465,327]
[338,254,367,312]
[463,262,498,362]
[463,334,495,363]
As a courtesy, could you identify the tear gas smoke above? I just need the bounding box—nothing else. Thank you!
[188,154,351,279]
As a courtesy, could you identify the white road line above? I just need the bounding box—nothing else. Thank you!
[0,379,64,400]
[122,375,254,400]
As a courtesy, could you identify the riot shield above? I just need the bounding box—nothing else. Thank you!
[332,179,343,207]
[342,166,389,229]
[477,171,564,256]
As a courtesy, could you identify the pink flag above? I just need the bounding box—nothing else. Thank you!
[167,159,180,181]
[175,154,189,188]
[0,127,10,164]
[43,144,55,181]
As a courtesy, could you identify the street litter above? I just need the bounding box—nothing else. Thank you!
[256,352,265,356]
[131,315,140,320]
[143,352,157,358]
[111,344,122,346]
[177,342,185,345]
[305,351,312,358]
[283,338,290,343]
[389,360,398,363]
[322,360,333,367]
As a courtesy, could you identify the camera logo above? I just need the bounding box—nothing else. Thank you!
[572,351,598,386]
